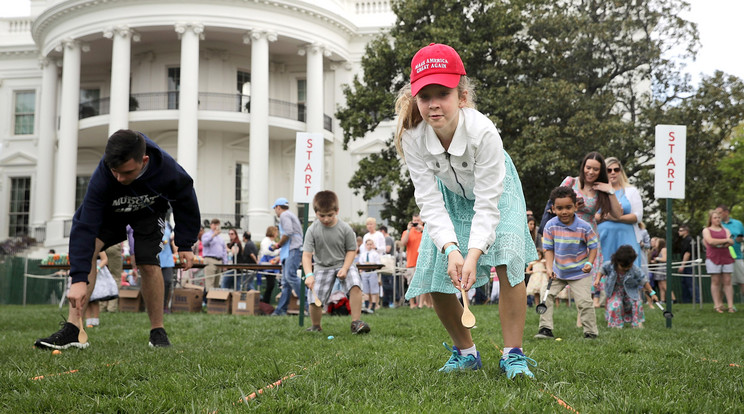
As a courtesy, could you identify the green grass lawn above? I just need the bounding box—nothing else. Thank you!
[1,302,743,413]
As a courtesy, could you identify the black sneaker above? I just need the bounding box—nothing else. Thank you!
[584,333,598,339]
[534,327,555,339]
[305,325,322,332]
[351,320,371,334]
[148,327,171,347]
[34,322,89,350]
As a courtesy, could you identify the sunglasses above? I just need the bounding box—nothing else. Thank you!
[607,167,622,173]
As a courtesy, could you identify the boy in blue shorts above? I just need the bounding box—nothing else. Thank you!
[536,186,599,340]
[302,190,370,334]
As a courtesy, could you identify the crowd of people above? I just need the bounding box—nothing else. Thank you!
[32,43,742,384]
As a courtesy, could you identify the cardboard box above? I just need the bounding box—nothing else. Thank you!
[172,283,203,313]
[206,289,232,314]
[287,292,300,315]
[119,288,144,312]
[231,291,260,316]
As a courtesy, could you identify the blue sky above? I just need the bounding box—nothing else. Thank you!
[1,0,742,81]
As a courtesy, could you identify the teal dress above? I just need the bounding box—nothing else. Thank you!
[405,151,537,299]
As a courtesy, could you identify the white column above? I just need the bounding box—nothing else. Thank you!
[52,39,83,222]
[245,30,276,236]
[304,43,325,134]
[104,26,137,135]
[175,23,203,183]
[33,57,58,228]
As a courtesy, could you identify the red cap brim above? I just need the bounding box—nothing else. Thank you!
[411,73,461,97]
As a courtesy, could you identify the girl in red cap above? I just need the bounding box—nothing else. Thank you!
[395,43,537,378]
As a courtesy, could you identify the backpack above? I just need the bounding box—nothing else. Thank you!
[327,296,350,316]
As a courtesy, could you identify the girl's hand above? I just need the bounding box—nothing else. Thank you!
[305,275,315,290]
[593,277,601,289]
[650,294,659,302]
[460,256,478,290]
[446,250,464,289]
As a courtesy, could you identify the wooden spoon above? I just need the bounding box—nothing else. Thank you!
[459,287,476,329]
[78,315,88,344]
[309,288,322,307]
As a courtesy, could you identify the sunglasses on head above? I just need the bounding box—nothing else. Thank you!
[607,167,622,173]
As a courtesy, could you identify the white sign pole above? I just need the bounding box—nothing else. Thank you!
[293,133,324,203]
[654,124,686,329]
[654,125,687,199]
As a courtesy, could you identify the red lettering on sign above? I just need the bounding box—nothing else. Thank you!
[305,174,312,184]
[668,131,675,141]
[304,164,313,173]
[667,169,675,178]
[305,186,311,196]
[666,157,676,166]
[306,138,313,149]
[667,143,675,153]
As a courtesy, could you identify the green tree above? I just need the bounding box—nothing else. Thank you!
[337,0,715,230]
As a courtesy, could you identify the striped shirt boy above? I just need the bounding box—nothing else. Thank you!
[543,214,598,280]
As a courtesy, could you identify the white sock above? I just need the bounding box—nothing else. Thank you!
[502,347,522,358]
[459,345,477,357]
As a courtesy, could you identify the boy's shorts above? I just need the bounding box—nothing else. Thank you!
[360,271,378,295]
[312,265,362,305]
[98,211,167,267]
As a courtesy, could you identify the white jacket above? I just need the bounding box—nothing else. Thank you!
[402,108,505,253]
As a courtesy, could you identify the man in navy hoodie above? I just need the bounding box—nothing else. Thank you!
[35,130,201,349]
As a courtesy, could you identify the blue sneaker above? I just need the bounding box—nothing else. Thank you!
[500,348,537,379]
[438,342,482,372]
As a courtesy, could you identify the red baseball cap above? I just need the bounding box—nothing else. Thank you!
[410,43,467,96]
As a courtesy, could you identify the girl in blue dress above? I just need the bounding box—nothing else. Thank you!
[395,43,537,379]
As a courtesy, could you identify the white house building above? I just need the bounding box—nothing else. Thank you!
[0,0,397,252]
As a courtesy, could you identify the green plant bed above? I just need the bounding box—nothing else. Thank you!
[2,303,742,412]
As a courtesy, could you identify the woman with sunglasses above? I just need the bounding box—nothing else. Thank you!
[594,157,646,315]
[596,157,644,273]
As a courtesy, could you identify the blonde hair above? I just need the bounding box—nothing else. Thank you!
[605,157,629,188]
[394,76,476,159]
[707,209,720,227]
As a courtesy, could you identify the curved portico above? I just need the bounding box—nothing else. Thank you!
[30,0,356,243]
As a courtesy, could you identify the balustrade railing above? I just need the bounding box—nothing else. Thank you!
[78,92,332,131]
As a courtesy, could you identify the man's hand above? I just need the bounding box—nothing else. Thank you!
[179,251,194,270]
[337,267,348,280]
[67,281,88,312]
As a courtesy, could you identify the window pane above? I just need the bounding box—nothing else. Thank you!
[79,88,100,118]
[14,91,35,135]
[168,67,181,109]
[235,162,249,217]
[297,79,306,103]
[9,177,31,236]
[75,176,91,211]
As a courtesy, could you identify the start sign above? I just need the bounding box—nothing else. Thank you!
[654,125,686,199]
[293,133,324,203]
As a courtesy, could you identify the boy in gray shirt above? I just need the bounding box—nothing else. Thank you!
[302,190,370,334]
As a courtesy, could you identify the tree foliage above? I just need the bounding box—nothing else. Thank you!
[337,0,744,237]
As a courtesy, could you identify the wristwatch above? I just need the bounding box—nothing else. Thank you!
[608,188,615,195]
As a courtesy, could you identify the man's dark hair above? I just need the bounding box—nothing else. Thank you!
[611,245,637,268]
[549,186,577,204]
[243,231,251,240]
[379,225,388,233]
[104,129,146,169]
